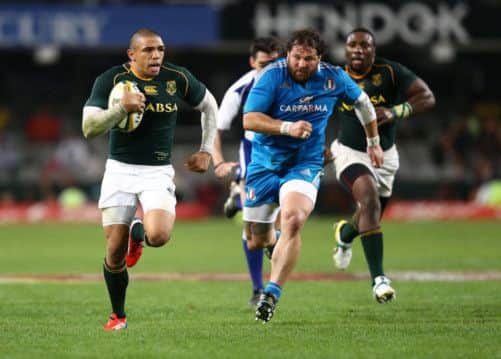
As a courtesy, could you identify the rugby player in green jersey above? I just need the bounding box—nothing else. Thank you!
[82,28,218,330]
[329,28,435,302]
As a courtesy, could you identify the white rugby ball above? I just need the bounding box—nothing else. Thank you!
[108,81,144,133]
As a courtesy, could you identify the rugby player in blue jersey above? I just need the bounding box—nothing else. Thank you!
[212,37,282,306]
[242,29,383,322]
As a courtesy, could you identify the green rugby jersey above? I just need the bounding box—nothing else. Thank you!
[335,57,416,152]
[85,62,206,165]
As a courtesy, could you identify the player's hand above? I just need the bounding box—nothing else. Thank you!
[288,120,313,139]
[121,85,146,113]
[375,106,394,126]
[323,145,334,166]
[185,151,211,173]
[367,144,384,168]
[214,161,239,178]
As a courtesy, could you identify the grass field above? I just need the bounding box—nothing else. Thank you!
[1,218,500,358]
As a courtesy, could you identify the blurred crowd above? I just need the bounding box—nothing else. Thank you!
[0,104,106,204]
[2,101,501,206]
[432,104,501,186]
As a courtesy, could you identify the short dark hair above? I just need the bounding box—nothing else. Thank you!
[286,28,326,57]
[346,27,376,46]
[129,28,162,49]
[250,37,283,58]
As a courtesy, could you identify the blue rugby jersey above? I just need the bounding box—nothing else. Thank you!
[243,58,362,171]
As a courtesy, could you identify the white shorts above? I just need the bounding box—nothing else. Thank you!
[330,140,399,197]
[99,159,177,224]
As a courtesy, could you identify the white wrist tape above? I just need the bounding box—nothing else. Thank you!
[280,121,292,135]
[366,135,380,147]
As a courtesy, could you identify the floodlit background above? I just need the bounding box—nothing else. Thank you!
[0,0,500,220]
[1,2,500,357]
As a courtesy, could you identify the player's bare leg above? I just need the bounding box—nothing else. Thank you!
[352,175,395,302]
[246,222,276,250]
[269,192,313,286]
[352,175,380,233]
[103,224,129,330]
[248,222,278,323]
[127,209,175,267]
[142,209,175,247]
[255,193,313,323]
[105,224,129,266]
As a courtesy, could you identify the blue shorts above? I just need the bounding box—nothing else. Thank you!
[244,162,323,208]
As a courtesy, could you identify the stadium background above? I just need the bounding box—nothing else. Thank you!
[1,2,500,357]
[0,0,500,220]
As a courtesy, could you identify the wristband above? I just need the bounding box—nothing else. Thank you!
[213,162,223,170]
[280,121,292,135]
[390,101,413,119]
[366,135,380,147]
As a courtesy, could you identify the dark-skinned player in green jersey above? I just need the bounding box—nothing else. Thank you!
[329,28,435,302]
[82,28,218,330]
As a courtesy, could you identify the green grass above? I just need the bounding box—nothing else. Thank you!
[0,282,499,358]
[1,218,500,274]
[1,218,500,358]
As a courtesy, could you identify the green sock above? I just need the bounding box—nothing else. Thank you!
[360,232,384,281]
[341,222,359,244]
[131,222,145,243]
[103,261,129,318]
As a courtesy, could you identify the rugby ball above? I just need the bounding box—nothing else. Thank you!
[108,81,144,133]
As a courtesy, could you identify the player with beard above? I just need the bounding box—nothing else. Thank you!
[330,28,435,302]
[243,28,384,322]
[212,37,282,306]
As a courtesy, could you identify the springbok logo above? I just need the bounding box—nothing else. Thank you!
[166,81,177,95]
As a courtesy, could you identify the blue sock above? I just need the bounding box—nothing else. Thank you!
[264,282,282,301]
[235,196,242,210]
[242,237,263,290]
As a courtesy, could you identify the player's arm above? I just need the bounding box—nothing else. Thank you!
[403,78,436,114]
[243,112,312,139]
[340,68,383,167]
[353,91,384,168]
[212,130,238,178]
[211,130,225,168]
[82,84,145,139]
[243,68,311,139]
[212,84,243,177]
[185,89,218,173]
[82,105,127,139]
[376,78,435,125]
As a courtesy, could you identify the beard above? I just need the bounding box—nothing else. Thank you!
[289,65,315,83]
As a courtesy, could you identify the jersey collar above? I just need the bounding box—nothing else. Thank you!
[130,64,155,81]
[345,63,373,80]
